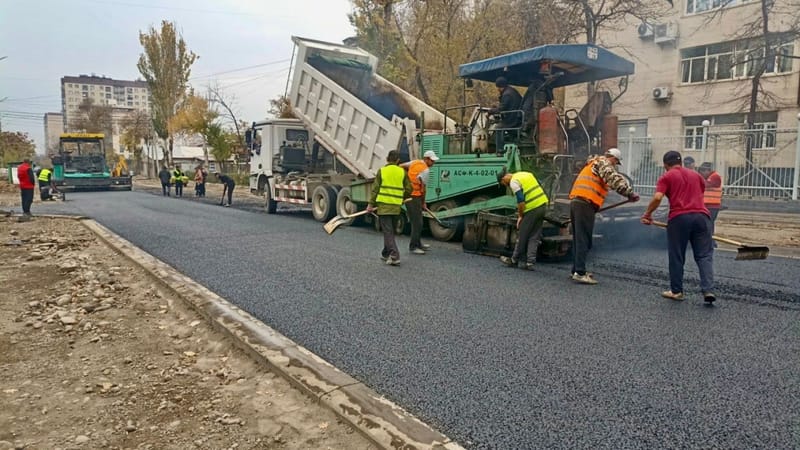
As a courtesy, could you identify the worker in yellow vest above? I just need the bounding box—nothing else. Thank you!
[568,148,639,284]
[37,167,55,201]
[698,162,722,236]
[401,150,439,255]
[367,150,412,266]
[496,168,549,270]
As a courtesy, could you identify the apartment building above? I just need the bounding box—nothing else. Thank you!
[565,0,799,197]
[43,112,64,154]
[60,74,151,152]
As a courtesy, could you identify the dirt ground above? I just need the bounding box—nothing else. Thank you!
[0,215,374,450]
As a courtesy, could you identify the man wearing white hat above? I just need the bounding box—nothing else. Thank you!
[402,150,440,254]
[568,148,639,284]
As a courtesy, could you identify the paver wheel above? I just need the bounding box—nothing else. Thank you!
[428,199,463,241]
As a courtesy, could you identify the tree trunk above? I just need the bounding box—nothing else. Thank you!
[168,136,174,167]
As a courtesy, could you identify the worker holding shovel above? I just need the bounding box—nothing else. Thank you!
[641,151,715,305]
[569,148,639,284]
[401,150,439,255]
[215,172,236,207]
[367,150,412,266]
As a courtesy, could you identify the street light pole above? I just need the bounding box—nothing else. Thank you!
[627,126,635,168]
[701,119,711,164]
[793,113,800,200]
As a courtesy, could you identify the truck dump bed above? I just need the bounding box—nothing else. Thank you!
[289,36,447,178]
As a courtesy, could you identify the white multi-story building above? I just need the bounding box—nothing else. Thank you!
[566,0,799,197]
[60,74,151,152]
[43,112,63,155]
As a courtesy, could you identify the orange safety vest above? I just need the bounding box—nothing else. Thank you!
[407,159,427,197]
[703,171,722,207]
[569,159,608,208]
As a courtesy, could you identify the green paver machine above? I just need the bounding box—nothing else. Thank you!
[414,44,636,259]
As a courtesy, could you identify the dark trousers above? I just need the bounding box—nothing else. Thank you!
[175,181,183,197]
[161,183,170,196]
[379,215,400,260]
[570,198,597,275]
[20,188,34,214]
[407,196,424,250]
[666,212,714,294]
[40,186,52,201]
[513,205,546,264]
[223,183,235,205]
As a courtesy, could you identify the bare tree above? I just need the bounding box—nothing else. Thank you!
[207,83,244,153]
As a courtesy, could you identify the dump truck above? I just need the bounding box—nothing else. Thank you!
[252,37,648,258]
[248,36,449,224]
[52,133,132,191]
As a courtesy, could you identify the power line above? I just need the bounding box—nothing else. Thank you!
[190,59,291,80]
[81,0,256,16]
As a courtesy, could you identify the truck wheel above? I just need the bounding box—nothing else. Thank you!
[311,185,337,222]
[265,187,277,214]
[428,200,463,241]
[257,175,268,196]
[335,187,360,226]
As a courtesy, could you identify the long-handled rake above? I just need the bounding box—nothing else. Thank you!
[652,221,769,260]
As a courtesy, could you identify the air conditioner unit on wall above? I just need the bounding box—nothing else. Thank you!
[652,87,671,100]
[638,22,654,39]
[654,21,679,44]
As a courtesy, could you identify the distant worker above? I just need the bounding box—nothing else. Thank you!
[172,166,185,197]
[17,158,35,222]
[194,165,206,197]
[520,79,554,133]
[641,151,715,304]
[401,150,439,255]
[698,162,722,236]
[683,155,696,170]
[37,166,55,201]
[488,76,522,153]
[497,168,549,270]
[215,172,236,207]
[569,148,639,284]
[158,165,172,196]
[367,150,412,266]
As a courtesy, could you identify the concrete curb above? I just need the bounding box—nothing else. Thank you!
[79,218,463,450]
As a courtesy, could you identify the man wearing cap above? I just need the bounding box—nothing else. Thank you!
[683,156,696,170]
[568,148,639,284]
[488,76,522,153]
[641,151,715,304]
[497,168,548,270]
[401,150,439,254]
[697,162,722,235]
[367,150,412,266]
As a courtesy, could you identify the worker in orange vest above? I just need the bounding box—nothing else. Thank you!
[401,150,439,254]
[698,162,722,236]
[568,148,639,284]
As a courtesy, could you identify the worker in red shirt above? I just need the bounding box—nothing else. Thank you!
[17,158,36,222]
[641,151,715,305]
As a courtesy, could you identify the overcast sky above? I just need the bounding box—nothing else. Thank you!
[0,0,356,153]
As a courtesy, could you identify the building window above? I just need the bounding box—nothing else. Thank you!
[82,85,88,91]
[681,40,794,83]
[687,0,749,14]
[684,112,778,150]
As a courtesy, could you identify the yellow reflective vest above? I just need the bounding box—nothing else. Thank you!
[38,168,52,182]
[375,165,406,205]
[512,171,548,213]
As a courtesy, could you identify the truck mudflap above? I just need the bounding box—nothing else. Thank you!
[109,176,133,191]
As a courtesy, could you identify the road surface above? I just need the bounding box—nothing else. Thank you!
[30,191,800,449]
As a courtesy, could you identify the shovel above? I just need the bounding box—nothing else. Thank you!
[423,206,449,228]
[324,209,373,235]
[652,221,769,260]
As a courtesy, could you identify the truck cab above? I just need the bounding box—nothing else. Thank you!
[248,118,314,196]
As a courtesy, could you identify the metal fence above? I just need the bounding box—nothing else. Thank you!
[621,127,800,200]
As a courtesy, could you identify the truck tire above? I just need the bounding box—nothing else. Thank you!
[335,187,360,226]
[311,185,337,222]
[257,175,269,196]
[428,199,463,241]
[265,186,277,214]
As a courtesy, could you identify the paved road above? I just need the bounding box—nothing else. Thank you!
[31,191,800,449]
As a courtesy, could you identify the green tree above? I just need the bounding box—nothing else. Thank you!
[137,20,198,166]
[170,93,218,167]
[205,123,234,171]
[0,131,36,166]
[268,95,295,118]
[120,109,153,174]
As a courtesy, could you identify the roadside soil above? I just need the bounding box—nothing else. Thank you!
[0,215,374,450]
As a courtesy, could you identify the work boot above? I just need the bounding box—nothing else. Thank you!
[661,290,684,301]
[499,256,517,267]
[703,292,716,305]
[385,257,400,266]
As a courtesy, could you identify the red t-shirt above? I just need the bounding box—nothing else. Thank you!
[656,166,710,220]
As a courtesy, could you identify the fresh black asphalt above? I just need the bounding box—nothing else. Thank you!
[27,191,800,449]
